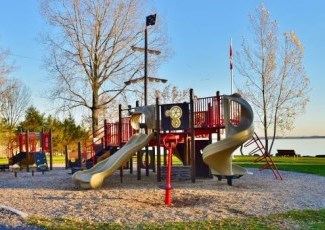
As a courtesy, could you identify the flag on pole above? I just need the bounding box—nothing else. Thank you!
[229,40,233,70]
[146,14,157,26]
[230,38,234,94]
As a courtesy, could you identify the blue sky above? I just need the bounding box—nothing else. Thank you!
[0,0,324,136]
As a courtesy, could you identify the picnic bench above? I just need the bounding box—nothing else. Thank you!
[276,149,296,157]
[0,164,9,171]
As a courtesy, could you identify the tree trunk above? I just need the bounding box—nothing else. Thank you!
[92,86,100,137]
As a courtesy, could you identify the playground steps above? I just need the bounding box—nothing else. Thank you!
[244,132,283,180]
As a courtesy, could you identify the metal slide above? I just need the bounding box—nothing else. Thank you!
[72,132,155,189]
[202,94,254,184]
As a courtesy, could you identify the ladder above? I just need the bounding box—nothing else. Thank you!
[244,132,283,180]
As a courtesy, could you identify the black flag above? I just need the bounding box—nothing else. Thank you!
[146,14,156,26]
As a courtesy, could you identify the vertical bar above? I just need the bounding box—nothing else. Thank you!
[184,135,189,165]
[144,28,148,106]
[41,128,44,153]
[78,142,82,167]
[217,91,221,141]
[118,104,122,146]
[120,166,123,183]
[65,145,69,169]
[135,101,141,180]
[145,147,149,176]
[49,129,53,170]
[118,104,124,181]
[137,150,141,180]
[190,89,196,183]
[26,130,30,172]
[104,119,108,148]
[156,97,161,181]
[152,147,156,172]
[19,128,23,153]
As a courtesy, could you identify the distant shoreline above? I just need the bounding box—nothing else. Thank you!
[260,136,325,140]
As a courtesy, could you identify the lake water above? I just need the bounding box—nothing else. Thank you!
[233,138,325,157]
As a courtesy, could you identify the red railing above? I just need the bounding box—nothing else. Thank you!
[104,117,135,146]
[121,117,135,143]
[104,122,119,146]
[79,93,245,166]
[193,95,241,128]
[229,100,241,126]
[81,126,105,163]
[87,95,242,152]
[193,96,222,128]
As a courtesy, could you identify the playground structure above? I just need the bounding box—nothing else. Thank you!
[7,129,53,171]
[72,89,283,190]
[73,89,221,188]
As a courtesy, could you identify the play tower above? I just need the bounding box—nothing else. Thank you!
[73,89,264,189]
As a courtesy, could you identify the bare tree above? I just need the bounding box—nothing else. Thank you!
[0,46,14,97]
[41,0,168,135]
[236,4,309,154]
[154,84,190,104]
[0,79,31,129]
[0,46,20,155]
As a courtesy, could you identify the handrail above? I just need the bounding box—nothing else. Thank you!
[245,132,283,180]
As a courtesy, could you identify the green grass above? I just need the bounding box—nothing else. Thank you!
[238,163,325,176]
[27,209,325,230]
[233,155,325,164]
[233,156,325,176]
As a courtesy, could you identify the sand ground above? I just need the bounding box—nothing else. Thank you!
[0,167,324,228]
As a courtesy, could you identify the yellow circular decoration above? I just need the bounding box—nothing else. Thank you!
[169,106,182,119]
[171,118,181,128]
[165,110,171,117]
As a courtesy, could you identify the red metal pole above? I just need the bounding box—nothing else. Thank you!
[165,146,173,206]
[163,134,179,206]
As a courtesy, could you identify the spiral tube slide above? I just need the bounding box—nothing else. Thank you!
[202,94,254,178]
[72,132,155,189]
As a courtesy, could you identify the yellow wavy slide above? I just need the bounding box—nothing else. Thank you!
[202,94,254,184]
[72,132,155,189]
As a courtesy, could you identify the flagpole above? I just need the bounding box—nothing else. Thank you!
[230,38,233,94]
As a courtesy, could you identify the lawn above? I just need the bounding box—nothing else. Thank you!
[233,155,325,176]
[27,209,325,230]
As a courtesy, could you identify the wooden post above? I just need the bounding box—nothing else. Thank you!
[152,147,156,173]
[41,128,44,153]
[118,104,124,181]
[19,128,23,153]
[135,101,141,180]
[190,89,196,183]
[145,145,149,176]
[65,145,69,169]
[49,129,53,170]
[78,142,82,167]
[156,97,161,181]
[104,119,108,148]
[217,91,221,141]
[26,130,30,172]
